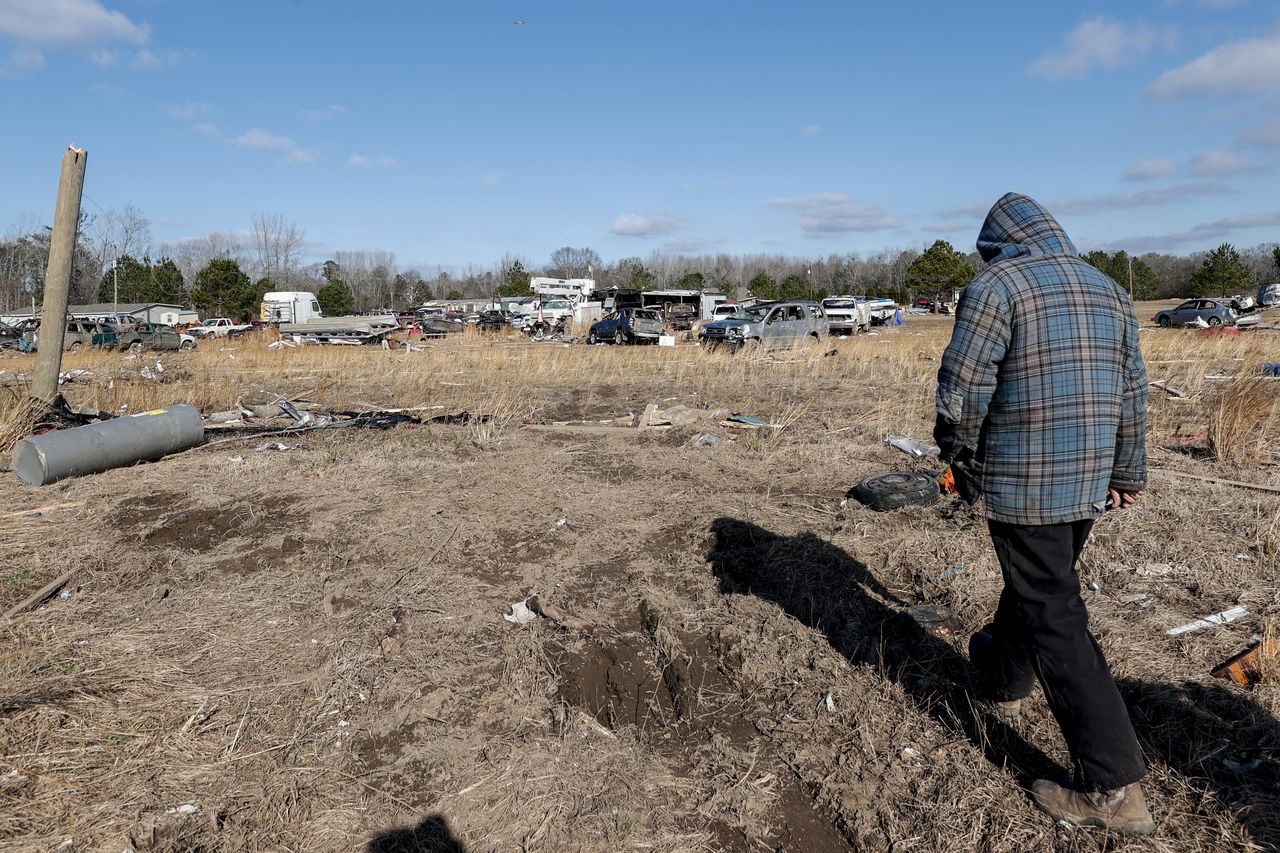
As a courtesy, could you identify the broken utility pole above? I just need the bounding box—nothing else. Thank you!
[31,146,88,404]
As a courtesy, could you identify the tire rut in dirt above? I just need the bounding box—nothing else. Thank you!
[551,600,853,851]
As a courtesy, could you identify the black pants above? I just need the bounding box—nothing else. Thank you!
[978,519,1146,791]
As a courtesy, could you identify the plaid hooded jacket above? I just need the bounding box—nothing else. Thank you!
[934,193,1148,525]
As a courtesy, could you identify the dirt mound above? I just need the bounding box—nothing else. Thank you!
[116,492,301,551]
[553,601,853,850]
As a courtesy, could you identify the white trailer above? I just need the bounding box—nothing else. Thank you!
[261,291,323,324]
[530,277,596,300]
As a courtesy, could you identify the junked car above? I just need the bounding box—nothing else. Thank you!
[588,307,665,344]
[0,321,24,351]
[116,322,196,351]
[698,300,829,349]
[1154,299,1244,328]
[821,297,871,335]
[475,310,520,332]
[21,319,119,351]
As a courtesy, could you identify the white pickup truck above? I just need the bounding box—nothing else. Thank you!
[188,317,253,338]
[821,297,872,335]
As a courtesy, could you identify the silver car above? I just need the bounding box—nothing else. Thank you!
[698,300,829,348]
[1154,299,1239,328]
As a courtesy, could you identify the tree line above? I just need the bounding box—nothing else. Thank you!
[1,204,1275,317]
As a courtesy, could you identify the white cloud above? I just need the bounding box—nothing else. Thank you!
[1122,158,1178,181]
[801,123,822,137]
[300,104,346,122]
[1188,149,1261,176]
[1049,182,1229,214]
[1094,210,1280,251]
[1149,29,1280,97]
[1239,119,1280,149]
[768,193,901,235]
[1029,18,1166,80]
[234,128,316,164]
[0,0,149,47]
[192,121,219,137]
[347,153,397,168]
[935,201,990,220]
[479,171,502,185]
[88,81,124,98]
[612,214,683,237]
[235,129,295,150]
[165,101,211,121]
[4,44,44,72]
[131,47,186,71]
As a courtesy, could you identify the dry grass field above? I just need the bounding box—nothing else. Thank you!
[1,303,1279,851]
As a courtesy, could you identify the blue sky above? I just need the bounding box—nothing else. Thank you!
[1,0,1277,270]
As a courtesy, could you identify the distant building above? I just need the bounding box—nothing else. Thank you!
[0,302,192,327]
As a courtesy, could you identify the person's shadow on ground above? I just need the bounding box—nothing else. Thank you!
[367,813,466,853]
[706,516,1057,785]
[706,517,1280,845]
[1120,679,1280,847]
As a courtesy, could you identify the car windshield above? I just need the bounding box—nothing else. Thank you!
[730,305,771,320]
[634,310,659,320]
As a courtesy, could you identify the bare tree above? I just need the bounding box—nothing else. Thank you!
[251,213,306,287]
[546,246,601,279]
[159,230,253,289]
[333,249,398,309]
[90,202,151,265]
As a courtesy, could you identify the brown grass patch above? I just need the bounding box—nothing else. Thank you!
[1207,371,1280,464]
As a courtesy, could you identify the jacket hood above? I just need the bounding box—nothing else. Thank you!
[976,192,1077,265]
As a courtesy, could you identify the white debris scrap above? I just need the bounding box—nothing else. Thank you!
[1167,605,1248,636]
[503,598,538,625]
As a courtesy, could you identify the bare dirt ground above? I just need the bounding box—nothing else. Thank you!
[2,308,1279,852]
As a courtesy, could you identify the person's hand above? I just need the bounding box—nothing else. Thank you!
[1108,488,1143,510]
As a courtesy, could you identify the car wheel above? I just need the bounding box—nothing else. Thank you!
[1158,316,1171,328]
[128,342,143,353]
[614,329,626,345]
[850,472,940,512]
[1207,316,1222,326]
[588,330,598,344]
[68,342,81,352]
[180,341,194,351]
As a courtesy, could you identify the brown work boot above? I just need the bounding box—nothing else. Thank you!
[1031,780,1155,835]
[968,630,1024,720]
[992,698,1022,721]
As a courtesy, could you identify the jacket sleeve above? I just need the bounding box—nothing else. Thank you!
[1110,304,1148,491]
[934,279,1011,463]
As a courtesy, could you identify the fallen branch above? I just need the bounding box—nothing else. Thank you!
[1157,468,1280,495]
[1,570,74,623]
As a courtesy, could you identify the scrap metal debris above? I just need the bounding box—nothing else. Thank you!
[900,604,961,637]
[885,435,940,459]
[1212,638,1279,686]
[1167,605,1249,636]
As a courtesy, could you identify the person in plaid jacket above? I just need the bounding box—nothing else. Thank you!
[935,192,1153,835]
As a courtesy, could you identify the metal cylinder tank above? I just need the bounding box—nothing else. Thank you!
[12,404,204,487]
